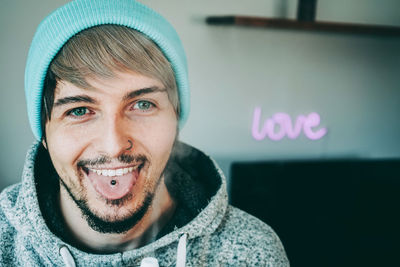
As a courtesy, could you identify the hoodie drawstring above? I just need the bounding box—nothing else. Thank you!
[59,246,76,267]
[176,233,188,267]
[140,257,160,267]
[141,233,188,267]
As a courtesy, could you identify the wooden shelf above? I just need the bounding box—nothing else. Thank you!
[206,16,400,36]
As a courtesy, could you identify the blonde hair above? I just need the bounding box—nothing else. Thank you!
[41,25,179,136]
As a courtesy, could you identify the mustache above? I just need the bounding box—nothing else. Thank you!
[77,154,148,168]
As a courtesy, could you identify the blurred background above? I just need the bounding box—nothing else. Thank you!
[1,0,399,266]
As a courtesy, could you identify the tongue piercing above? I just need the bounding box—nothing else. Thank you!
[110,180,117,186]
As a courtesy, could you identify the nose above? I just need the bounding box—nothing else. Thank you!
[97,115,132,157]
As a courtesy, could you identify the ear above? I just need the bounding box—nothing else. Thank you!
[42,139,48,150]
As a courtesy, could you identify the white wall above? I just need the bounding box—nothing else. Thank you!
[1,0,400,190]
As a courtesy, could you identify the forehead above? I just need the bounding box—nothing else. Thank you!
[54,71,165,99]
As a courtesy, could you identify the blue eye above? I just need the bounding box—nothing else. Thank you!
[69,107,88,117]
[133,100,155,111]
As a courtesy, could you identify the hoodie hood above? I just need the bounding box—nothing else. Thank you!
[1,141,229,266]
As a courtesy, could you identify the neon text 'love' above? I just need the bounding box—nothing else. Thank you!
[252,107,327,141]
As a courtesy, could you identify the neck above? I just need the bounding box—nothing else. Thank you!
[59,177,176,253]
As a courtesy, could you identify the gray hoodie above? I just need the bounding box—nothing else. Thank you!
[0,142,289,266]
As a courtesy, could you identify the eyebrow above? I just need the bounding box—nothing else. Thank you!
[53,87,166,108]
[122,87,167,102]
[53,95,96,107]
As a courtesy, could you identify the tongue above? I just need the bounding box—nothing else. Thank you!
[87,169,138,200]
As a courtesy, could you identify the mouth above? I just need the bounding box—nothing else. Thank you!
[81,163,145,201]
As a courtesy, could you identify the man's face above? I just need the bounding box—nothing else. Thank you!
[44,71,177,233]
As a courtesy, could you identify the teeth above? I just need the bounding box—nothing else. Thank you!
[89,166,138,177]
[109,169,116,176]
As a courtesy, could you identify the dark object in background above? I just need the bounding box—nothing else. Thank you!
[230,159,400,267]
[297,0,317,22]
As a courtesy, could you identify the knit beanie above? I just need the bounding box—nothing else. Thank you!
[25,0,189,140]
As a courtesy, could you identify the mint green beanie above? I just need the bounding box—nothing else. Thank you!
[25,0,189,140]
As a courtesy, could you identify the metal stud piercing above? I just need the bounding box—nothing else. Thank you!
[110,180,117,186]
[126,140,133,151]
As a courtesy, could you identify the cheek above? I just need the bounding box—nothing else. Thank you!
[142,117,177,157]
[46,125,89,168]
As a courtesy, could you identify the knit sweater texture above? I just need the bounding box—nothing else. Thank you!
[0,142,289,266]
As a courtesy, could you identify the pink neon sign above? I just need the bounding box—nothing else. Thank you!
[252,107,327,141]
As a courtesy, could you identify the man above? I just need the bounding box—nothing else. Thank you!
[0,0,289,266]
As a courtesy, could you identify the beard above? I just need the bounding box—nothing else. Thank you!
[59,153,164,234]
[60,178,155,234]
